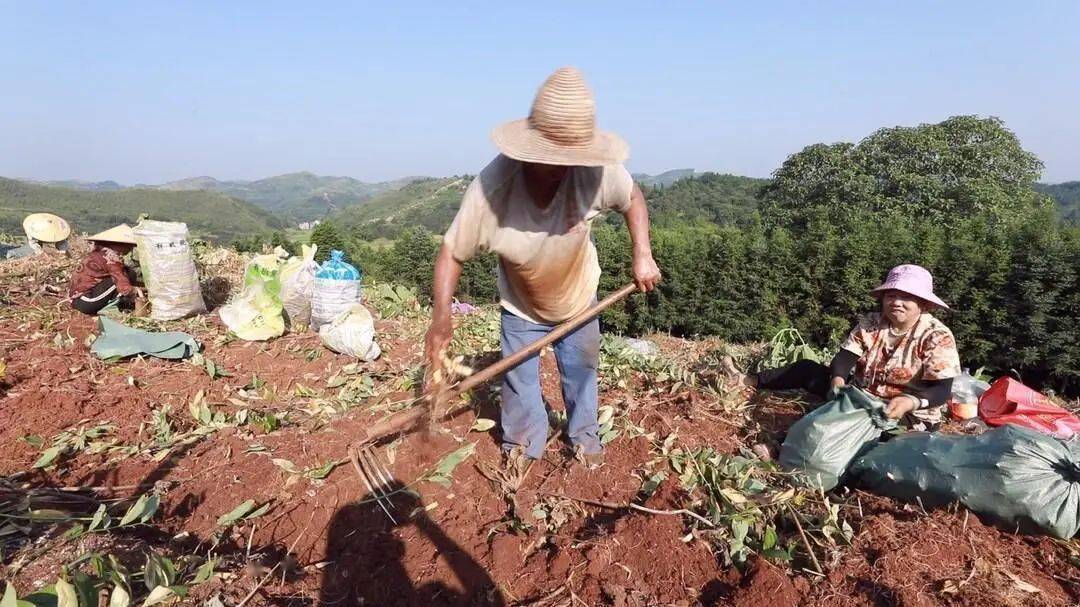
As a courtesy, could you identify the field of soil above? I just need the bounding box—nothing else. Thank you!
[1,247,1077,607]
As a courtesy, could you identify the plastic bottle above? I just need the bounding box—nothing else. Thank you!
[949,368,980,420]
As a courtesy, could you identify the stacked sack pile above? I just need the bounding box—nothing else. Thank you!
[219,247,380,361]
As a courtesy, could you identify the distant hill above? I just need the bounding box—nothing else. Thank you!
[34,172,424,224]
[332,177,470,240]
[151,172,422,223]
[1035,182,1080,223]
[632,169,699,188]
[609,172,768,228]
[330,171,769,239]
[0,178,284,243]
[33,179,125,191]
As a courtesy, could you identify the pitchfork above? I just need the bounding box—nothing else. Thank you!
[349,283,638,521]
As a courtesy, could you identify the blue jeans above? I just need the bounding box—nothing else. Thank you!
[500,308,602,459]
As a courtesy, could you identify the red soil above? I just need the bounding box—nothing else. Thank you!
[1,257,1077,606]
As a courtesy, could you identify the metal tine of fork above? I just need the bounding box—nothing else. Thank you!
[366,446,399,489]
[361,447,400,508]
[360,448,398,509]
[350,446,397,524]
[359,452,398,521]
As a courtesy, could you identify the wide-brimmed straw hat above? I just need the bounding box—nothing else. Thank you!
[23,213,71,243]
[871,264,949,309]
[491,67,628,167]
[88,224,136,246]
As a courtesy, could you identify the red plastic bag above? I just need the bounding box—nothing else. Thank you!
[979,377,1080,439]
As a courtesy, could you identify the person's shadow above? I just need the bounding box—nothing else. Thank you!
[319,482,505,607]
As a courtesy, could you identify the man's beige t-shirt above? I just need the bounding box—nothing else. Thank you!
[443,155,634,324]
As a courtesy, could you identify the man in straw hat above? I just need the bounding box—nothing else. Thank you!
[425,67,661,468]
[69,224,145,315]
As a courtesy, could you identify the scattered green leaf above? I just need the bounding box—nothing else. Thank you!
[216,500,256,527]
[54,578,77,607]
[423,443,476,488]
[119,494,159,527]
[33,446,63,469]
[469,418,496,433]
[109,585,130,607]
[19,435,44,448]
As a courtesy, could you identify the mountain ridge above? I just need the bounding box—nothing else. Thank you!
[31,172,428,224]
[632,169,700,188]
[0,177,284,242]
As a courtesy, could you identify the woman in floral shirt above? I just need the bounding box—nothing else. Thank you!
[725,264,962,428]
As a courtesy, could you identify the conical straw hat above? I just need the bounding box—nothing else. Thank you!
[23,213,71,243]
[88,224,136,245]
[491,67,628,167]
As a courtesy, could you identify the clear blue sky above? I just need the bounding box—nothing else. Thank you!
[3,1,1078,184]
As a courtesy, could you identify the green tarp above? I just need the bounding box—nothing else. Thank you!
[851,425,1080,539]
[778,385,898,490]
[91,317,199,361]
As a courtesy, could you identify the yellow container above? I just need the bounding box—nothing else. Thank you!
[949,400,979,420]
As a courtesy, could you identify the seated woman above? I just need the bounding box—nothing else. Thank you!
[69,224,144,315]
[725,264,962,429]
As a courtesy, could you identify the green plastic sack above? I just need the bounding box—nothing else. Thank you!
[779,386,898,490]
[219,254,285,340]
[851,425,1080,538]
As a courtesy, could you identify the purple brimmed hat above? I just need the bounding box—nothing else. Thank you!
[871,264,949,309]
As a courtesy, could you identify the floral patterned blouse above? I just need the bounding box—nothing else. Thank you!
[839,312,962,403]
[69,246,133,298]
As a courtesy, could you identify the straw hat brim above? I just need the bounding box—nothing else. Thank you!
[492,118,629,167]
[23,213,71,243]
[88,224,137,246]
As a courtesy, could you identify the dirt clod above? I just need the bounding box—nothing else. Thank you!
[733,556,800,607]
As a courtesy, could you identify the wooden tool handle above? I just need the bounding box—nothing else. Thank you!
[448,282,638,398]
[360,283,638,442]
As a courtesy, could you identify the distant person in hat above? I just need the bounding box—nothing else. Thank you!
[69,224,145,315]
[424,67,661,468]
[15,213,72,258]
[723,264,962,429]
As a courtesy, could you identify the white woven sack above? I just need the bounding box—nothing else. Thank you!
[280,245,319,329]
[311,277,359,330]
[133,220,206,321]
[319,305,381,361]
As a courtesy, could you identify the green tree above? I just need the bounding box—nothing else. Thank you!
[231,231,297,255]
[761,116,1047,228]
[309,221,347,263]
[458,253,498,303]
[269,231,298,256]
[382,227,440,301]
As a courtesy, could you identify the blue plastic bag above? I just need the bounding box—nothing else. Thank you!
[312,250,362,329]
[316,250,361,281]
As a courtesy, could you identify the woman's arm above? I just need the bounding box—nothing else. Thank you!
[886,377,955,419]
[828,349,858,389]
[920,378,954,408]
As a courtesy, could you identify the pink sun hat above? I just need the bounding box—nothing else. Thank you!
[871,264,950,309]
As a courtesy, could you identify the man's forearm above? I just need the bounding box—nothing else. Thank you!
[432,244,464,320]
[624,186,653,255]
